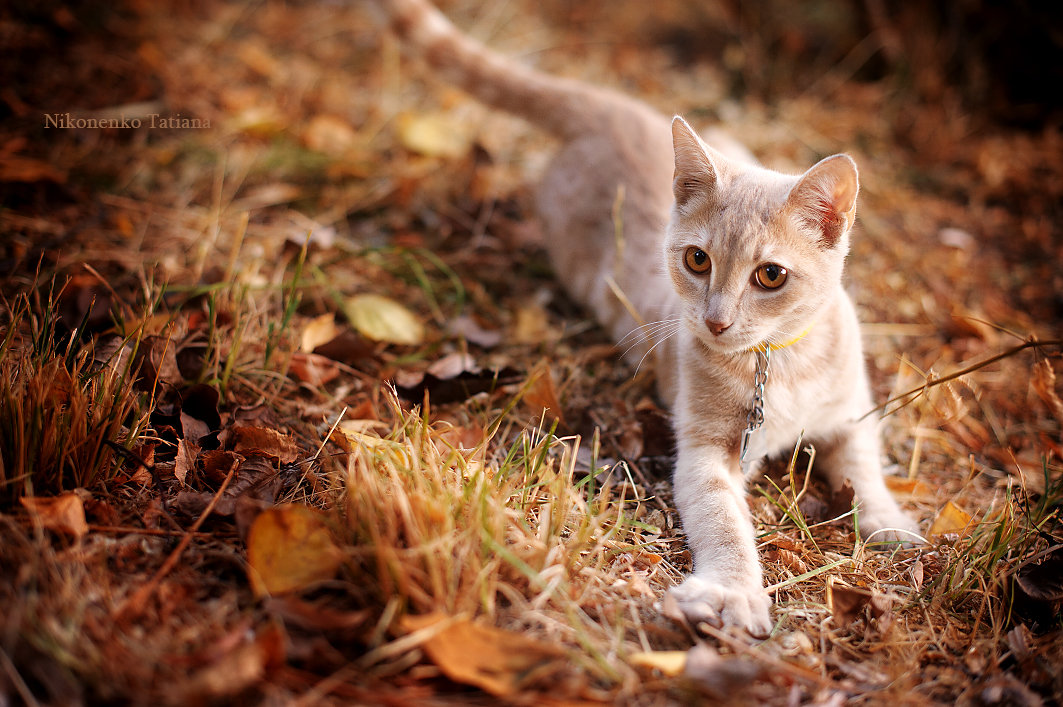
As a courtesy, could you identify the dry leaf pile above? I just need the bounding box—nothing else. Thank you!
[1,0,1061,705]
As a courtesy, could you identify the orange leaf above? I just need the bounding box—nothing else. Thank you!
[20,492,89,538]
[402,613,563,697]
[928,500,974,539]
[246,505,343,597]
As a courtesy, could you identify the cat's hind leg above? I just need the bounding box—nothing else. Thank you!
[817,421,922,544]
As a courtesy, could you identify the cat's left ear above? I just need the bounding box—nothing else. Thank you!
[785,154,859,247]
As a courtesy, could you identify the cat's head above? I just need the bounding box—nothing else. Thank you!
[665,116,858,355]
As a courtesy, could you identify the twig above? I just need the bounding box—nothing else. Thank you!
[87,524,211,539]
[0,646,40,707]
[860,337,1062,421]
[116,459,238,620]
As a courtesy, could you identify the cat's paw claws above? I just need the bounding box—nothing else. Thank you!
[667,576,773,638]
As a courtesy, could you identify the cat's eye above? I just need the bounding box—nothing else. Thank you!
[684,247,711,274]
[754,263,788,289]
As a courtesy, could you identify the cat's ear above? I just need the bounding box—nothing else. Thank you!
[671,116,718,212]
[786,154,859,247]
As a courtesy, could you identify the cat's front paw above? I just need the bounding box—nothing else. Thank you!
[667,576,773,637]
[859,506,923,545]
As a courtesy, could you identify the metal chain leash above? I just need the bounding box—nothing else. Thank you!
[740,348,771,466]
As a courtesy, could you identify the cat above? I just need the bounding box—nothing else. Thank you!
[378,0,920,636]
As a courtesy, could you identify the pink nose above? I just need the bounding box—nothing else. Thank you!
[705,319,731,336]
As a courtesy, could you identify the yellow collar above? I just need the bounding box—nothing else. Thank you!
[748,322,815,354]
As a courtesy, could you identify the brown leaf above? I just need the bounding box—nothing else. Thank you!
[201,449,244,484]
[288,352,341,386]
[174,438,199,486]
[524,363,564,426]
[246,505,344,597]
[1016,548,1063,602]
[230,425,300,464]
[311,328,377,366]
[20,492,89,538]
[402,613,564,697]
[827,578,893,630]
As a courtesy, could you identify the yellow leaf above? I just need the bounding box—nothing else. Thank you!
[246,505,343,597]
[396,111,471,158]
[401,614,563,697]
[343,294,424,345]
[928,500,974,538]
[629,650,688,676]
[300,313,340,353]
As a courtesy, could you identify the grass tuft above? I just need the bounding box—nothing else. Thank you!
[0,291,149,505]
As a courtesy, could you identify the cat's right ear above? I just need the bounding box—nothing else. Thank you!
[671,116,718,212]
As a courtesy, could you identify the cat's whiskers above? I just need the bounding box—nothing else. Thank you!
[618,318,681,350]
[633,324,680,376]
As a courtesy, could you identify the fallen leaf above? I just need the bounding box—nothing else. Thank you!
[513,303,551,344]
[396,111,472,158]
[173,438,199,485]
[246,504,344,597]
[827,577,894,630]
[312,329,377,366]
[229,425,300,464]
[928,500,974,539]
[1016,548,1063,602]
[524,363,564,426]
[288,352,341,386]
[401,613,563,697]
[629,650,687,676]
[884,476,936,499]
[343,294,424,345]
[300,313,340,353]
[20,493,89,538]
[447,314,503,348]
[302,114,358,154]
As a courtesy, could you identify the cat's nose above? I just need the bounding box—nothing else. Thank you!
[705,319,731,336]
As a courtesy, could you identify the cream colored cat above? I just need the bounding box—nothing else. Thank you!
[380,0,920,636]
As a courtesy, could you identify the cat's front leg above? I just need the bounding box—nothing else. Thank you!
[668,443,773,637]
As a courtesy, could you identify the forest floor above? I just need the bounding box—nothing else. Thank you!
[1,0,1062,704]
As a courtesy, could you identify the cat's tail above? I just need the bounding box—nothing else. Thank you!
[378,0,638,142]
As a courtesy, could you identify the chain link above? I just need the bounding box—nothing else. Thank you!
[740,348,771,465]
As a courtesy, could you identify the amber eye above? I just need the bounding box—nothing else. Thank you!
[754,263,788,289]
[684,247,711,274]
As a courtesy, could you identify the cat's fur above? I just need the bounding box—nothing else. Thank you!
[380,0,920,635]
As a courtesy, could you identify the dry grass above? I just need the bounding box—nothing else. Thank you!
[1,0,1061,704]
